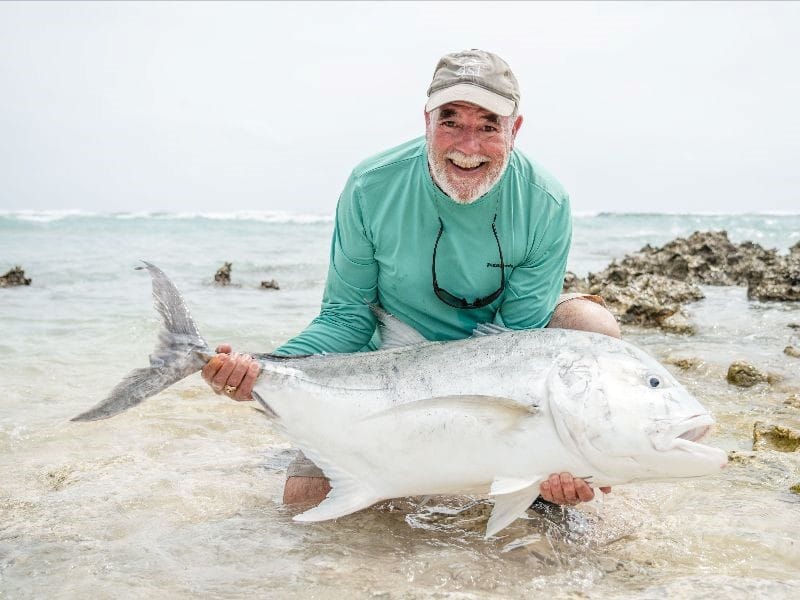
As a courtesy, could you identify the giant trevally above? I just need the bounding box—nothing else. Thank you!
[73,263,728,537]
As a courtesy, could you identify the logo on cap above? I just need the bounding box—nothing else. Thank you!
[456,59,484,78]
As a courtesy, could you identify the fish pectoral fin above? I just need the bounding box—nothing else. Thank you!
[485,477,543,539]
[368,303,429,349]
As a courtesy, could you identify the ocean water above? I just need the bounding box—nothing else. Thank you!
[1,211,800,599]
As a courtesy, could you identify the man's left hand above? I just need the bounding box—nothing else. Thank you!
[539,472,611,505]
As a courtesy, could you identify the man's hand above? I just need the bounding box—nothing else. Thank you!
[201,344,261,402]
[539,472,611,505]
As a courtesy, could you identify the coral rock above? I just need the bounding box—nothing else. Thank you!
[214,262,233,286]
[752,421,800,452]
[727,361,768,387]
[0,266,31,287]
[260,279,280,290]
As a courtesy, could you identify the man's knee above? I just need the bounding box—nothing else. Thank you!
[283,476,331,505]
[548,297,621,338]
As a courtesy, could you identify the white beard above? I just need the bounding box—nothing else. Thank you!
[428,147,510,204]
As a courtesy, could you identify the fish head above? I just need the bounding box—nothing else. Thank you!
[547,337,728,484]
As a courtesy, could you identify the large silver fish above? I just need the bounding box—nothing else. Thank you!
[73,263,727,537]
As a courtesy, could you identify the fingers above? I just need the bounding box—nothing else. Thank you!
[235,362,261,401]
[216,344,232,353]
[539,473,596,506]
[200,350,260,401]
[201,353,229,390]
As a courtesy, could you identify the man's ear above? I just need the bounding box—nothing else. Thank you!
[510,114,524,148]
[424,109,431,129]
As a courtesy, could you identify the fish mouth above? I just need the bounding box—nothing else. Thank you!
[671,414,715,447]
[676,416,712,442]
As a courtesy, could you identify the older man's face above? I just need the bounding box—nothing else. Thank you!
[425,101,522,203]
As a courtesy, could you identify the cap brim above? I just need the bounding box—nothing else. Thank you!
[425,83,515,117]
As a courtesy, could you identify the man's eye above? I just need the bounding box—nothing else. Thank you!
[441,121,457,128]
[481,125,498,133]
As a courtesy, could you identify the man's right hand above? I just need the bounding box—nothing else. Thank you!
[201,344,261,402]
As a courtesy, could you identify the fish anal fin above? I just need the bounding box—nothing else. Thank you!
[288,440,382,523]
[292,468,380,523]
[485,477,543,539]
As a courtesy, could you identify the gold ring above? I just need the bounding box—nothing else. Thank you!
[224,385,237,395]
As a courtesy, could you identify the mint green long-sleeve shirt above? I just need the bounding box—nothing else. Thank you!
[275,137,571,355]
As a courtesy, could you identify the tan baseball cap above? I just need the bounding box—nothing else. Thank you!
[425,49,520,117]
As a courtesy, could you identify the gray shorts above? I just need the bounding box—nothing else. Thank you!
[286,292,604,479]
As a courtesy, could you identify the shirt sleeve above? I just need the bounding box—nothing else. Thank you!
[273,173,379,355]
[498,195,571,329]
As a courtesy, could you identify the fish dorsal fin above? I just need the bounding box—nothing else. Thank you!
[485,476,544,538]
[472,323,513,337]
[292,446,381,523]
[368,304,428,349]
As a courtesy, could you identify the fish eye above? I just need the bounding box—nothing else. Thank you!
[647,375,661,388]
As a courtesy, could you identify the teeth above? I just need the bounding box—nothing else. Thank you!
[451,158,483,169]
[446,153,489,169]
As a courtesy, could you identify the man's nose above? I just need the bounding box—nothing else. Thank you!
[454,129,481,154]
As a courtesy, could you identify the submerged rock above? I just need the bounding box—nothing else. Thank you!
[727,361,768,387]
[785,346,800,359]
[753,421,800,452]
[0,266,31,287]
[665,356,706,371]
[727,450,757,465]
[214,262,233,286]
[791,483,800,495]
[785,394,800,409]
[260,279,280,290]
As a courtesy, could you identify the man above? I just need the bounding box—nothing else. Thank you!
[202,49,619,508]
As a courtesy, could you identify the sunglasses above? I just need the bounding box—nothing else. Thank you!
[432,214,505,309]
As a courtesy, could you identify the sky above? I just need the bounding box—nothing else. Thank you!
[1,1,798,216]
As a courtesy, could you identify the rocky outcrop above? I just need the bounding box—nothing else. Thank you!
[214,262,233,286]
[597,231,776,287]
[747,240,800,301]
[564,269,703,333]
[0,266,31,287]
[564,231,800,331]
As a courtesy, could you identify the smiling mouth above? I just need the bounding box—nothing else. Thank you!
[448,158,488,173]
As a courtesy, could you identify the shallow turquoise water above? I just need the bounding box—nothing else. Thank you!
[1,212,799,598]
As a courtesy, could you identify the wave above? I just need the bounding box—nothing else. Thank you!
[0,210,334,224]
[0,209,101,223]
[586,211,800,218]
